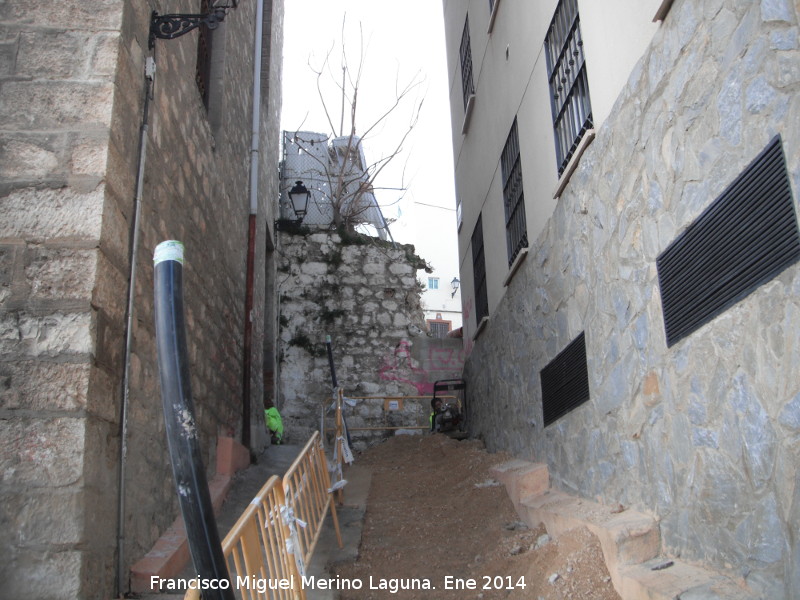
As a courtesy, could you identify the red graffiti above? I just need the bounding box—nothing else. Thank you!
[378,339,466,395]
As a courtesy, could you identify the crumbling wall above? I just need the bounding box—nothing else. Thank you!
[276,231,462,448]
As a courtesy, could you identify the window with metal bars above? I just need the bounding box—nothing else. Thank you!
[544,0,593,177]
[427,320,452,339]
[196,0,214,110]
[541,332,590,426]
[459,15,475,111]
[501,118,528,266]
[471,215,489,324]
[657,135,800,347]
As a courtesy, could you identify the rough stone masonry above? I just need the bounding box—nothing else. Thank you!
[464,1,800,597]
[276,230,464,449]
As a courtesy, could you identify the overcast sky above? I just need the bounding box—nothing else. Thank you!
[280,0,458,245]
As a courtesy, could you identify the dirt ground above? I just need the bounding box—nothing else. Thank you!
[333,434,621,600]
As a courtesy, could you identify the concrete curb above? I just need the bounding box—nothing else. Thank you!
[129,436,249,594]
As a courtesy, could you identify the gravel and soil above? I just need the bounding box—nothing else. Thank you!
[333,434,621,600]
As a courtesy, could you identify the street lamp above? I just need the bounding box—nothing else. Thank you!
[450,277,460,298]
[276,181,311,231]
[288,181,310,222]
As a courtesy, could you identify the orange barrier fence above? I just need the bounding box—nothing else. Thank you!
[283,431,343,569]
[183,431,341,600]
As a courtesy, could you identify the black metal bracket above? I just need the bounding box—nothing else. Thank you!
[149,3,234,49]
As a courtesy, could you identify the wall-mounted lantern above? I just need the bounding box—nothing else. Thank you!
[451,277,460,298]
[276,181,311,231]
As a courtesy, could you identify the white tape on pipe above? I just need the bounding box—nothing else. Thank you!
[153,240,185,265]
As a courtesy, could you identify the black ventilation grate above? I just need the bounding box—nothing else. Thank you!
[657,135,800,347]
[541,332,590,426]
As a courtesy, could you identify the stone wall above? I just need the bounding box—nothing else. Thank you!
[0,1,124,597]
[276,231,463,448]
[0,0,283,597]
[464,1,800,596]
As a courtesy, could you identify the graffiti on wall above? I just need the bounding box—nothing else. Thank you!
[378,338,465,395]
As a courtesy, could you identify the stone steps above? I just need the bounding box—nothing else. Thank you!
[489,460,760,600]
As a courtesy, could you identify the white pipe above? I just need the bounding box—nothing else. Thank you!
[249,0,264,216]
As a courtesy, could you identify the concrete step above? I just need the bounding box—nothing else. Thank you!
[490,459,760,600]
[619,559,758,600]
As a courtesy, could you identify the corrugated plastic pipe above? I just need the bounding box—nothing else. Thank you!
[153,241,234,599]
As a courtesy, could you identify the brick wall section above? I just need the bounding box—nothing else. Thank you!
[0,0,283,597]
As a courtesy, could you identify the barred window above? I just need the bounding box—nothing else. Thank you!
[501,118,528,266]
[459,15,475,111]
[196,0,214,111]
[427,320,452,339]
[471,214,489,323]
[544,0,593,176]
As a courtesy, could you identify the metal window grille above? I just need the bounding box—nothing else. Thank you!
[501,118,528,266]
[544,0,593,176]
[541,332,590,426]
[196,0,213,110]
[657,135,800,347]
[471,215,489,323]
[428,320,452,339]
[459,15,475,111]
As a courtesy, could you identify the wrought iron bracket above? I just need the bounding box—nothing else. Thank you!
[149,7,229,49]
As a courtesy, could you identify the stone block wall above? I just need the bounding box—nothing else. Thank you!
[463,1,800,596]
[276,231,462,448]
[0,0,283,597]
[0,1,123,597]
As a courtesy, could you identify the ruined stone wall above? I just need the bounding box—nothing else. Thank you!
[276,231,462,448]
[0,0,283,597]
[464,1,800,596]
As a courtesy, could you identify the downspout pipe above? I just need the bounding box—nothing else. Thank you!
[241,0,265,450]
[115,56,155,597]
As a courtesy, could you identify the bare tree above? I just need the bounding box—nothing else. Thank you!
[287,18,424,234]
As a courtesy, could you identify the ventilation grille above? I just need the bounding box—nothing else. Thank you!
[541,332,590,426]
[657,136,800,347]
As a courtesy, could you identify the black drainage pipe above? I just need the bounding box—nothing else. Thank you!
[153,241,234,599]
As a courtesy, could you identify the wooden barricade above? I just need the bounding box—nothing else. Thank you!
[183,431,341,600]
[282,431,343,569]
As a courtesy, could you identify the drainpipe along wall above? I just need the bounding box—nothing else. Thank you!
[242,0,266,450]
[115,55,155,598]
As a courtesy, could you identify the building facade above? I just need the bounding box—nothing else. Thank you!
[0,0,283,597]
[443,0,800,595]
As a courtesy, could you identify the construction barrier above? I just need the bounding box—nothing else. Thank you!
[183,432,341,600]
[282,431,343,569]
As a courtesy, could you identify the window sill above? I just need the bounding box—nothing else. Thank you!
[487,0,501,33]
[552,129,595,199]
[653,0,675,22]
[461,94,476,135]
[472,316,490,341]
[503,247,528,287]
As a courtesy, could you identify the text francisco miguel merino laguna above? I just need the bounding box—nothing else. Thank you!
[151,574,435,593]
[150,573,524,594]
